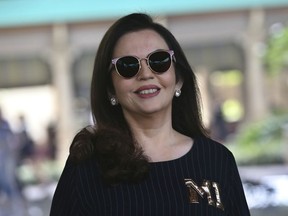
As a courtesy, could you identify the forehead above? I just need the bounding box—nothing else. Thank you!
[113,29,169,57]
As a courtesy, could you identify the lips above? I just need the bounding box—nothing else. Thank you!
[134,85,160,97]
[138,88,158,95]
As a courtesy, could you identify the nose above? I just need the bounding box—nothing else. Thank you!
[137,58,154,80]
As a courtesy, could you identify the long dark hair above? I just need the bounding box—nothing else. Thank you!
[70,13,208,184]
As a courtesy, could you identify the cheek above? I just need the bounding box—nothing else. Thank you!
[112,75,132,97]
[111,73,122,93]
[161,70,177,88]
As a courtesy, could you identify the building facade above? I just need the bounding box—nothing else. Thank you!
[0,2,288,163]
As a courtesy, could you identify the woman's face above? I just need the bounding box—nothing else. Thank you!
[111,29,182,118]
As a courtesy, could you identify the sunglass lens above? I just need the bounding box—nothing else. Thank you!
[116,56,139,78]
[149,51,171,73]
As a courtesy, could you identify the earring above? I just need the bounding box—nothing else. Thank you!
[110,97,118,106]
[175,89,181,97]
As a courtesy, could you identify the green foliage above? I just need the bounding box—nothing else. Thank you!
[264,27,288,76]
[228,113,288,165]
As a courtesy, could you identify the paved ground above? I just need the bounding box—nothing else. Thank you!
[251,206,288,216]
[0,182,55,216]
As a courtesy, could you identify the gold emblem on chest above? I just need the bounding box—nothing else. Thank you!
[184,179,225,211]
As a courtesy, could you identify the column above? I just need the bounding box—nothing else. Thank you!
[51,24,75,167]
[243,8,268,121]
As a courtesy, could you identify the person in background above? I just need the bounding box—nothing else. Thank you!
[46,123,57,160]
[50,13,250,215]
[210,104,229,142]
[17,115,35,165]
[0,108,25,215]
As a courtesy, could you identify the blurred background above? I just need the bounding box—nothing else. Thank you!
[0,0,288,215]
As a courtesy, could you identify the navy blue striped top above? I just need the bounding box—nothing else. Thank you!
[50,136,250,215]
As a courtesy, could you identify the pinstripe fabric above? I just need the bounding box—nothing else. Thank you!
[50,136,250,216]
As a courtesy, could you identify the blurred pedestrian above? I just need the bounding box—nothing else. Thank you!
[46,123,57,160]
[17,115,35,164]
[210,104,229,142]
[0,108,25,216]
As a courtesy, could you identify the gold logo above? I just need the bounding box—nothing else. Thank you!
[184,179,225,211]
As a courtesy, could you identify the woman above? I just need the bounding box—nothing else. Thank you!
[50,13,250,215]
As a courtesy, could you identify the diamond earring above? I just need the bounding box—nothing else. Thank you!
[175,89,181,97]
[110,97,118,106]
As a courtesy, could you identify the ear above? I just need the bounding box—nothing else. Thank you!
[175,77,183,90]
[107,83,116,97]
[107,90,116,99]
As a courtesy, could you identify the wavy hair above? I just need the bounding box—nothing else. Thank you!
[70,13,208,184]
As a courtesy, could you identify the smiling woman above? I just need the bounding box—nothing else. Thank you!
[110,30,181,119]
[49,13,250,216]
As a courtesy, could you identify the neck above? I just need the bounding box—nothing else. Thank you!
[124,113,192,162]
[122,108,193,162]
[123,109,173,144]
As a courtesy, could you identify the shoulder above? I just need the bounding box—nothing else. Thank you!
[194,136,235,162]
[62,154,100,182]
[0,119,11,131]
[69,126,97,163]
[196,136,232,153]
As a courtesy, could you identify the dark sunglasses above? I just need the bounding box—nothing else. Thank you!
[111,50,175,78]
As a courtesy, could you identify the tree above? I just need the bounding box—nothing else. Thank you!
[265,26,288,76]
